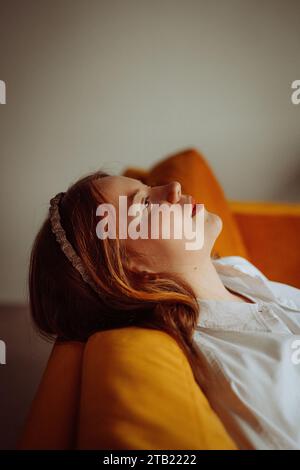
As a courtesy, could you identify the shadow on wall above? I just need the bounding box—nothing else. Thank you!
[271,158,300,202]
[0,304,52,449]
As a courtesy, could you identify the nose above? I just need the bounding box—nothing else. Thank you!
[166,181,182,204]
[150,181,182,204]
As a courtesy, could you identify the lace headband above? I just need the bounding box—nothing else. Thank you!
[49,192,102,296]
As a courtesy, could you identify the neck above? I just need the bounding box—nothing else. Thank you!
[182,256,243,301]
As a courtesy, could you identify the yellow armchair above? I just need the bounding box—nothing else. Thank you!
[19,328,235,450]
[19,147,299,450]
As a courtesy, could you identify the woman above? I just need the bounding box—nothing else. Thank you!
[29,170,300,450]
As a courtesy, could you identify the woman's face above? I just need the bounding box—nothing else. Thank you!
[96,176,222,274]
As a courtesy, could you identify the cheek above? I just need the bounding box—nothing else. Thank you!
[125,209,205,261]
[150,209,190,240]
[125,236,178,270]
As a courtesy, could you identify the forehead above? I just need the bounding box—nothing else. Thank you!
[95,175,145,203]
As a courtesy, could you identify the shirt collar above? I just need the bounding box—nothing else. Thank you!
[212,258,277,303]
[195,258,277,331]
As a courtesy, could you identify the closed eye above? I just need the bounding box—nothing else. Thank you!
[142,195,151,210]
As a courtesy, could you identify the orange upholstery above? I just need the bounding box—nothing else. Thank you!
[19,328,236,450]
[78,328,235,449]
[230,201,300,288]
[18,341,85,449]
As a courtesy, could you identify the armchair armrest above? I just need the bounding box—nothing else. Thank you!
[229,201,300,288]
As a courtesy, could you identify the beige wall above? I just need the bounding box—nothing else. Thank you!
[0,0,299,303]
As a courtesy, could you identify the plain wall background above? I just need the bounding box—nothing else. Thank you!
[0,0,300,303]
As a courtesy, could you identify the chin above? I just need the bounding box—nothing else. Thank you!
[205,211,223,240]
[214,212,223,234]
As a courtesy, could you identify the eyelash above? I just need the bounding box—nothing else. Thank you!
[142,195,151,210]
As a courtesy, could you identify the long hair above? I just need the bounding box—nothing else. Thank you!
[29,170,210,394]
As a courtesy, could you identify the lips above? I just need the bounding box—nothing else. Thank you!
[192,203,197,217]
[191,197,196,217]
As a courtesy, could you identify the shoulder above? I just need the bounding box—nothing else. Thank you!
[267,280,300,306]
[212,256,269,281]
[213,257,300,307]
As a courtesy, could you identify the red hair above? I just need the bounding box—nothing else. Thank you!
[29,170,209,393]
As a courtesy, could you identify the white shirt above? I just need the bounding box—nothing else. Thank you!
[193,256,300,450]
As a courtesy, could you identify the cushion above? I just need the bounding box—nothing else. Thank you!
[231,201,300,288]
[19,328,236,449]
[77,327,236,449]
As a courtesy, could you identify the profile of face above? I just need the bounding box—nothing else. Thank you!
[97,176,222,275]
